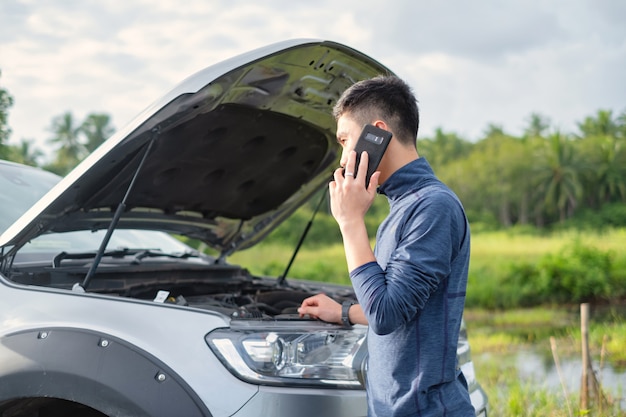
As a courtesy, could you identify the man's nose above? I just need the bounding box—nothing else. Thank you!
[339,150,348,168]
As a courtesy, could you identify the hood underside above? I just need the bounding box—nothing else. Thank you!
[0,39,392,256]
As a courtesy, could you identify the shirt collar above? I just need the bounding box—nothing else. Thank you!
[378,157,437,200]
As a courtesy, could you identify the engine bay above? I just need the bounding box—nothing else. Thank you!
[8,258,354,319]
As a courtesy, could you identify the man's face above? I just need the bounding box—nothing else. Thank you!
[335,114,362,169]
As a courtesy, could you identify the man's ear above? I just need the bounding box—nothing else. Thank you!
[372,119,390,132]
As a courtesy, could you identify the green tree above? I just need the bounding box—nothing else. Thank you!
[577,109,620,138]
[482,123,505,138]
[617,109,626,138]
[6,139,44,167]
[462,132,531,227]
[46,111,86,175]
[0,69,14,159]
[417,127,472,169]
[592,136,626,204]
[523,113,551,138]
[532,132,584,223]
[577,110,626,206]
[81,113,114,152]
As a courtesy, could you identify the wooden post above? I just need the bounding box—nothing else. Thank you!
[580,303,590,411]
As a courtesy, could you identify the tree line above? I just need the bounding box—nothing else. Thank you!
[0,69,114,175]
[1,69,625,229]
[417,112,626,229]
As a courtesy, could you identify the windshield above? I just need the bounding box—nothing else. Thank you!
[19,229,194,255]
[0,161,61,233]
[0,160,198,265]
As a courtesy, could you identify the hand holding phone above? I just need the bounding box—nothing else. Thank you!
[347,124,392,187]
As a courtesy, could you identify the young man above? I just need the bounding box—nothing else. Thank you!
[298,76,475,416]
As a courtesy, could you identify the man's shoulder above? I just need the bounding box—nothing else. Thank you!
[407,180,460,206]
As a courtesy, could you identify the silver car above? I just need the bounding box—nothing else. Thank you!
[0,39,488,417]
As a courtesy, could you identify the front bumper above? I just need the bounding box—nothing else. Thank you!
[231,386,367,417]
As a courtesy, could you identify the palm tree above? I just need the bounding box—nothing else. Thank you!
[81,113,115,153]
[577,109,619,138]
[524,113,551,138]
[9,139,44,167]
[583,135,626,205]
[532,132,584,223]
[576,109,626,206]
[483,123,505,138]
[617,110,626,138]
[47,111,85,175]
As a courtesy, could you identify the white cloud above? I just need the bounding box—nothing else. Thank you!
[1,0,624,158]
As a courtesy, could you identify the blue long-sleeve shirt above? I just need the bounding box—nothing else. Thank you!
[350,158,473,416]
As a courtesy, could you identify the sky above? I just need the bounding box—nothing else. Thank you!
[1,0,625,159]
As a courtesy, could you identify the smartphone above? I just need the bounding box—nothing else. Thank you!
[349,124,393,187]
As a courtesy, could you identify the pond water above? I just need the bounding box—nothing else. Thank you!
[512,348,625,410]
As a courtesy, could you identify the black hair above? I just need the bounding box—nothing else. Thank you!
[333,75,419,145]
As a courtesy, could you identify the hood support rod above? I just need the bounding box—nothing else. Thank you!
[277,190,327,287]
[73,131,158,292]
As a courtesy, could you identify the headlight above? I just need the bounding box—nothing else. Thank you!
[206,323,367,388]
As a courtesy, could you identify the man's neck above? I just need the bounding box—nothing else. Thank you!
[378,142,419,184]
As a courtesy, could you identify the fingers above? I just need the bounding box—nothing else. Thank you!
[340,151,368,184]
[332,167,343,184]
[298,294,322,317]
[368,171,380,192]
[300,294,321,308]
[344,151,357,179]
[298,294,342,324]
[356,151,369,183]
[298,305,320,319]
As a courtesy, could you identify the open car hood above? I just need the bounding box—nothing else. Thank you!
[0,39,392,257]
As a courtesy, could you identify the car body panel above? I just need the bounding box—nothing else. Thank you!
[1,327,208,417]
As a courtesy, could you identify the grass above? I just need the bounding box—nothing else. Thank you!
[231,228,626,299]
[464,307,575,347]
[230,242,350,283]
[469,228,626,270]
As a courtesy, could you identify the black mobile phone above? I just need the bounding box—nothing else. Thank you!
[350,124,393,187]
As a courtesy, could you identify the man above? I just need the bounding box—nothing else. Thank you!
[298,75,474,416]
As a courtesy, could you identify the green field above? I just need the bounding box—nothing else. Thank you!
[469,228,626,274]
[230,228,626,304]
[470,228,626,261]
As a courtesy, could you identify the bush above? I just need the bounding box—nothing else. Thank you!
[499,241,615,307]
[502,262,550,307]
[559,203,626,230]
[262,195,389,247]
[263,208,341,247]
[466,210,500,232]
[599,202,626,227]
[466,266,507,309]
[540,241,613,302]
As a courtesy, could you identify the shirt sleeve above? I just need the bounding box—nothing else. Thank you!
[349,191,459,335]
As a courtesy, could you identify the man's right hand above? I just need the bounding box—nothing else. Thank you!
[298,293,342,324]
[299,293,368,325]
